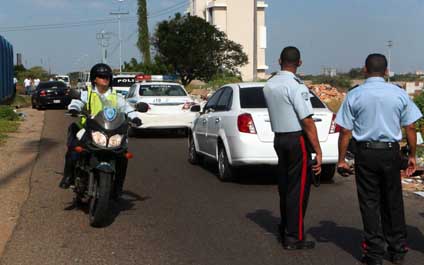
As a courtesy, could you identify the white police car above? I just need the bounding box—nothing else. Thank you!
[111,74,136,96]
[126,75,198,132]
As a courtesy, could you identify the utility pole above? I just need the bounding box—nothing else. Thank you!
[96,30,111,63]
[110,0,129,74]
[387,40,393,82]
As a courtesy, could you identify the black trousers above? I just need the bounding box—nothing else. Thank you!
[354,142,408,261]
[274,132,312,242]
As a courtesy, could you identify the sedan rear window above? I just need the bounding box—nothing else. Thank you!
[139,84,187,96]
[38,82,66,89]
[240,86,326,109]
[240,87,267,108]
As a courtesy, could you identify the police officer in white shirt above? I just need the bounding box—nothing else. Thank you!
[264,46,322,250]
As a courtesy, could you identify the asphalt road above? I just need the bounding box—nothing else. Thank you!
[1,109,424,265]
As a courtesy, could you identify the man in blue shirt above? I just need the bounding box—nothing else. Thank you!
[336,54,422,265]
[264,47,322,250]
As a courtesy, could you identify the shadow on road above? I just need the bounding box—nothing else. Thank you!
[246,209,281,241]
[64,190,150,227]
[307,221,363,260]
[129,129,187,139]
[0,138,60,187]
[407,225,424,255]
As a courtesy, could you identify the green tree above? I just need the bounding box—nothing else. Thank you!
[17,66,50,81]
[137,0,151,64]
[153,13,248,85]
[413,91,424,131]
[347,67,365,79]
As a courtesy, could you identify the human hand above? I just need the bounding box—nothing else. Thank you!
[312,153,322,175]
[405,156,417,177]
[337,160,354,177]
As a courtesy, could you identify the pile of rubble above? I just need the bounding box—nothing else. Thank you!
[309,84,346,102]
[402,174,424,196]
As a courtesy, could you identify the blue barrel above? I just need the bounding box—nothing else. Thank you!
[0,35,14,103]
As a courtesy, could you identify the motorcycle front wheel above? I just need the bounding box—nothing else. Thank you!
[89,171,112,227]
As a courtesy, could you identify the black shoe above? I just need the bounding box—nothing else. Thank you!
[283,240,315,250]
[59,175,73,189]
[361,255,382,265]
[390,254,405,265]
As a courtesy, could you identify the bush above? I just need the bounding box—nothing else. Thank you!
[0,106,19,121]
[206,73,242,90]
[413,92,424,132]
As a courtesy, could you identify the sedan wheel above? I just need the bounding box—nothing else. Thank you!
[188,136,202,165]
[217,144,235,182]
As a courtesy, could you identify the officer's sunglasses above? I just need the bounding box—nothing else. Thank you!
[96,75,110,80]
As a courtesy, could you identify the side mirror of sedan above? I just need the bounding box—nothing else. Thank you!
[190,105,201,112]
[135,102,149,113]
[69,88,81,99]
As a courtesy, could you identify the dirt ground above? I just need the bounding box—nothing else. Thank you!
[0,108,44,256]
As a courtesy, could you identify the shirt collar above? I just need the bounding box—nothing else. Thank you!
[277,70,296,77]
[93,86,111,96]
[365,77,385,83]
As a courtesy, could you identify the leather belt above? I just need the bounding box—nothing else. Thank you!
[275,131,303,137]
[355,141,398,150]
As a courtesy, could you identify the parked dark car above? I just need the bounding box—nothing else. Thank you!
[31,81,71,109]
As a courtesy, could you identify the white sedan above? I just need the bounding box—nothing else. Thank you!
[188,83,340,181]
[126,81,198,132]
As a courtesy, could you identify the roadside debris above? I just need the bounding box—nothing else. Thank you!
[308,84,346,102]
[13,109,26,120]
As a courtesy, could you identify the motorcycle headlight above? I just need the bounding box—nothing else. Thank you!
[109,134,123,148]
[91,131,107,147]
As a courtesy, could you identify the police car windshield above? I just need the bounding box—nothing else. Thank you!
[111,77,136,87]
[240,87,326,109]
[139,84,187,97]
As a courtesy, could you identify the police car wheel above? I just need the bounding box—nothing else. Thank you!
[321,164,336,181]
[217,144,235,182]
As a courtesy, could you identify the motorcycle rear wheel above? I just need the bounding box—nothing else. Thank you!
[89,171,112,227]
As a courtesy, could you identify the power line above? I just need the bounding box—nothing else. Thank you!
[0,1,189,33]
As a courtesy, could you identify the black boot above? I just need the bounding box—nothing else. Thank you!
[59,153,74,189]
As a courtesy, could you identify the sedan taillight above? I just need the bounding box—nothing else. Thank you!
[182,102,195,110]
[329,113,341,134]
[39,90,47,97]
[238,113,257,134]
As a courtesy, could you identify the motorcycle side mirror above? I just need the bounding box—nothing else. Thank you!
[135,102,149,113]
[190,105,201,112]
[69,88,81,99]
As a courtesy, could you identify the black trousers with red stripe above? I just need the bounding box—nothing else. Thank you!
[354,142,408,262]
[274,131,312,242]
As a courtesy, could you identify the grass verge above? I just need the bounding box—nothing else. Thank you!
[0,106,21,145]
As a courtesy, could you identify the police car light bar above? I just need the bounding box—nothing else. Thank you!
[135,74,178,82]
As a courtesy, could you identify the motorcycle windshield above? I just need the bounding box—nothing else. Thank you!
[91,96,127,131]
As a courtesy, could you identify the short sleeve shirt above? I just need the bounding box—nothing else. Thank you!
[263,71,314,133]
[336,77,422,142]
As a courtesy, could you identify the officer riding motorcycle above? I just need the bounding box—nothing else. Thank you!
[59,63,142,202]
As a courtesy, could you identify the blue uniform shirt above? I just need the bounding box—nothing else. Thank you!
[336,77,422,142]
[264,71,313,133]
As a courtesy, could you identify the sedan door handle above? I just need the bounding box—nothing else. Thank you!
[215,117,221,123]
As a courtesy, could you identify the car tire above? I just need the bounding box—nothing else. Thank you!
[321,164,336,181]
[128,127,137,138]
[217,144,236,182]
[188,135,202,165]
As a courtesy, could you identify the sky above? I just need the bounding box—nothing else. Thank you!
[0,0,423,75]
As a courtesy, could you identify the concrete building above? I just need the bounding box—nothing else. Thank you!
[190,0,268,81]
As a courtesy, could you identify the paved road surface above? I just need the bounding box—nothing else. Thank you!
[1,110,423,265]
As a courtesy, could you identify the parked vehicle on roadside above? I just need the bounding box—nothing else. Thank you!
[54,75,71,88]
[188,83,340,181]
[111,74,136,96]
[67,98,148,227]
[125,75,197,135]
[31,81,71,109]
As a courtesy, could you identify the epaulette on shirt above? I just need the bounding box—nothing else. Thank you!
[294,76,304,84]
[348,84,359,91]
[395,84,404,89]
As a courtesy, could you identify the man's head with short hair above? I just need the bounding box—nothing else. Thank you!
[365,53,388,76]
[279,46,301,68]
